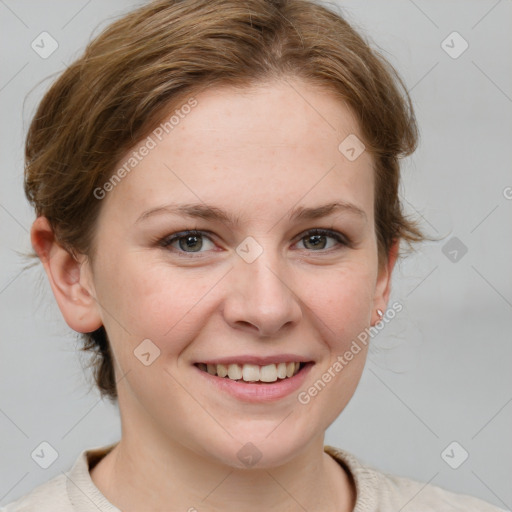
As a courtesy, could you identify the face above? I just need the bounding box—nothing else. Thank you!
[61,78,394,468]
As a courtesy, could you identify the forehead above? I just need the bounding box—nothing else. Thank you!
[168,79,362,159]
[102,78,374,225]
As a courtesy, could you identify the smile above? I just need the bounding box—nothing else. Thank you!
[195,362,304,383]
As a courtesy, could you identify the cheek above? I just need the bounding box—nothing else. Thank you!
[94,254,224,354]
[294,264,375,427]
[307,261,376,346]
[94,242,378,364]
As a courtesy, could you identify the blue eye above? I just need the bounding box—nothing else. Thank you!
[159,228,349,257]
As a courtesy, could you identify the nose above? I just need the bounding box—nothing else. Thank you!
[222,249,303,338]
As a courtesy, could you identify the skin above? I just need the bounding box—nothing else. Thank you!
[31,77,398,512]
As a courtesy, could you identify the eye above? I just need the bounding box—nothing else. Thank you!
[159,230,216,256]
[295,228,349,251]
[158,228,350,258]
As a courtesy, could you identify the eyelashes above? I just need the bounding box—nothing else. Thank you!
[293,228,350,251]
[158,228,351,258]
[159,230,217,256]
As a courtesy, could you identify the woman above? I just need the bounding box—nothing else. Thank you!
[2,0,504,510]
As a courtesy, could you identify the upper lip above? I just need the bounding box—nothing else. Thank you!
[196,354,313,366]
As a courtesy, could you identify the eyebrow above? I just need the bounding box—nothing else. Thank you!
[135,201,367,225]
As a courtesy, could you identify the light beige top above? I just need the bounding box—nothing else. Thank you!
[1,443,505,511]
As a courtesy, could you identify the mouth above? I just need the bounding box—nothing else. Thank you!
[194,361,310,384]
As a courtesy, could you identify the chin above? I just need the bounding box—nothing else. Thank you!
[193,422,319,470]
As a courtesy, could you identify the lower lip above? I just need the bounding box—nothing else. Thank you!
[194,363,314,403]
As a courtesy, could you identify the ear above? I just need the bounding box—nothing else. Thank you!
[372,239,400,323]
[30,216,103,333]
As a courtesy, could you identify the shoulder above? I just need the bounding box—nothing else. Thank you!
[324,445,506,512]
[1,443,119,512]
[0,473,69,512]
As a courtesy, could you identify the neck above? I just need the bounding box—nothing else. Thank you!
[90,433,355,512]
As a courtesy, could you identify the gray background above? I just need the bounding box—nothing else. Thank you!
[1,0,511,509]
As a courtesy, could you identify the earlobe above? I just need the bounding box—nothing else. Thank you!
[30,216,103,333]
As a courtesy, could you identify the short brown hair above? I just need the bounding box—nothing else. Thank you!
[24,0,425,402]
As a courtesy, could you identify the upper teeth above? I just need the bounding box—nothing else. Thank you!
[197,362,301,382]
